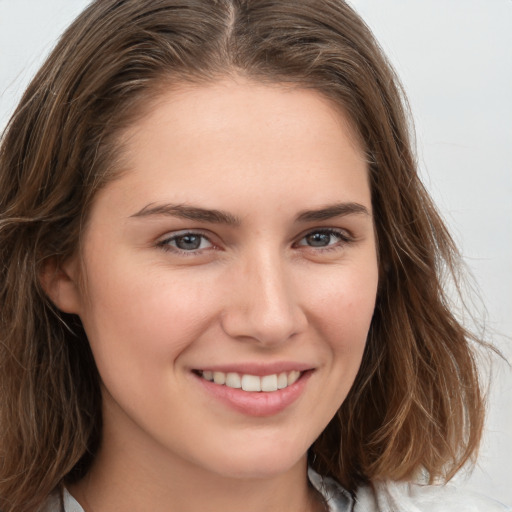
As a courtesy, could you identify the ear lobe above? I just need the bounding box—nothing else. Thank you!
[39,257,82,314]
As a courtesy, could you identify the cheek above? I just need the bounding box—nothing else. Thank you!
[306,263,377,339]
[300,259,378,389]
[78,257,218,379]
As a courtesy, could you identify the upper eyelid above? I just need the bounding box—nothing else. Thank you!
[156,230,217,253]
[293,226,353,242]
[158,229,214,243]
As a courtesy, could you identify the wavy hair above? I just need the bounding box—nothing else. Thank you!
[0,1,486,510]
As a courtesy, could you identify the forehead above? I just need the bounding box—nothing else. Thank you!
[92,78,370,219]
[119,76,363,148]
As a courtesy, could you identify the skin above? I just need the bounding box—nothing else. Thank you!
[48,78,379,512]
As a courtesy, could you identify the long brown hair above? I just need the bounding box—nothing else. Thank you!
[0,1,487,510]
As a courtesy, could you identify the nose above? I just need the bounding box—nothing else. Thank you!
[220,251,308,346]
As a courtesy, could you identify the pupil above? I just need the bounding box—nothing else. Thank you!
[176,235,201,250]
[307,232,330,247]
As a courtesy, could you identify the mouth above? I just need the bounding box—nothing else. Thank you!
[195,370,303,392]
[192,366,313,416]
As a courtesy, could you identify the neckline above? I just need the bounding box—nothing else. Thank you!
[57,468,353,512]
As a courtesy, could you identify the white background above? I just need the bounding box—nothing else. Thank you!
[1,0,511,506]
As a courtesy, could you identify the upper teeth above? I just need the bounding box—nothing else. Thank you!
[200,370,301,392]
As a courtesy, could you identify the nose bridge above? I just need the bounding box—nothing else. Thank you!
[221,245,306,345]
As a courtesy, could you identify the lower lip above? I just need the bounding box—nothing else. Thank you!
[194,371,312,417]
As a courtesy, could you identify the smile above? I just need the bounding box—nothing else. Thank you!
[199,370,302,392]
[193,367,313,416]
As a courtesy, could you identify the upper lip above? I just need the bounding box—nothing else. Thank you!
[193,362,315,376]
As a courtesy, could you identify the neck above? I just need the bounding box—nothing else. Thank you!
[70,455,323,512]
[68,412,325,512]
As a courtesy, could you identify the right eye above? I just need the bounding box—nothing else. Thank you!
[157,231,214,254]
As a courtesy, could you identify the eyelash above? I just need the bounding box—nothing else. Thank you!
[156,228,353,256]
[157,231,215,255]
[293,228,353,252]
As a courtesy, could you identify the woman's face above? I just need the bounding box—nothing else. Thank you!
[61,79,378,480]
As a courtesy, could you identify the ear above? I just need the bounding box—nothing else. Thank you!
[39,256,82,314]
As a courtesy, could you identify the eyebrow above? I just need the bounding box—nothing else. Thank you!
[130,203,242,225]
[295,202,370,222]
[130,201,370,225]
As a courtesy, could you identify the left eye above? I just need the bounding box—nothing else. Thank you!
[159,232,212,252]
[296,229,348,248]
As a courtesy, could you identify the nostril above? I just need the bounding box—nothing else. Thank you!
[220,304,307,346]
[219,261,307,344]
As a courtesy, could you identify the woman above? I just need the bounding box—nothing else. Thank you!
[0,1,506,511]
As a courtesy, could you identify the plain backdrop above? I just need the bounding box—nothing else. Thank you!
[1,0,511,506]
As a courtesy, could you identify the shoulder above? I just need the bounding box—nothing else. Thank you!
[354,480,511,512]
[309,468,510,512]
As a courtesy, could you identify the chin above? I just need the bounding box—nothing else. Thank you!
[203,445,308,481]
